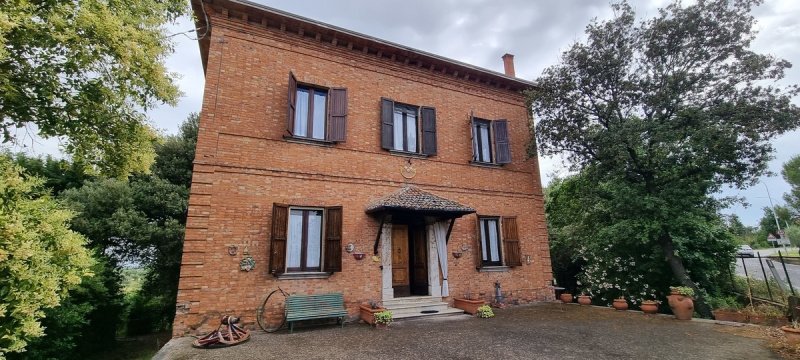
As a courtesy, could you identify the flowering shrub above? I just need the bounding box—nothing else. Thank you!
[476,305,495,318]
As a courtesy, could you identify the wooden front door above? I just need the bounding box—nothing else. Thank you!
[410,226,429,295]
[392,225,410,296]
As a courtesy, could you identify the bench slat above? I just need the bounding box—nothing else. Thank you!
[285,293,347,333]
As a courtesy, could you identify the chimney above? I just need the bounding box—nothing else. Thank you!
[502,53,515,77]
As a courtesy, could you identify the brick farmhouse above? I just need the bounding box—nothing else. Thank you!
[175,0,554,336]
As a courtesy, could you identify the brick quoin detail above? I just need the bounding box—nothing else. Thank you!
[174,0,553,336]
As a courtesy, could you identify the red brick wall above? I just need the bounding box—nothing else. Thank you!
[174,10,552,336]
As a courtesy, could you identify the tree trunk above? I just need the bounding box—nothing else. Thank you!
[658,232,713,318]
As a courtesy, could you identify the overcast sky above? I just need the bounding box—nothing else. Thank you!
[12,0,800,226]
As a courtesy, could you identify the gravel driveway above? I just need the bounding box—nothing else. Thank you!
[155,302,778,360]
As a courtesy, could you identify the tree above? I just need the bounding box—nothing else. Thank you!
[9,152,95,195]
[0,0,187,176]
[0,156,94,357]
[783,154,800,216]
[152,113,199,188]
[529,0,800,317]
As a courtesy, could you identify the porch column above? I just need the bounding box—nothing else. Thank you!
[381,222,394,301]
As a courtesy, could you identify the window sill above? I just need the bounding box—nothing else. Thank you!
[388,150,429,159]
[276,272,332,280]
[283,135,335,147]
[469,161,503,168]
[478,266,510,273]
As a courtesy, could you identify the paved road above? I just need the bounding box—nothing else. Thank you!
[733,247,800,295]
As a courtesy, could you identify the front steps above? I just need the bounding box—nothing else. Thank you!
[382,296,466,320]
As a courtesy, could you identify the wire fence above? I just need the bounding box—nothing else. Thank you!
[731,250,800,320]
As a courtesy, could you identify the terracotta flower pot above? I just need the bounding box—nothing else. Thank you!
[560,293,573,303]
[359,304,386,325]
[577,295,591,305]
[712,310,747,323]
[612,298,628,311]
[780,326,800,345]
[454,298,486,315]
[640,301,658,314]
[667,294,694,320]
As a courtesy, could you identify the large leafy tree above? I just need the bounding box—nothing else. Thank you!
[783,154,800,216]
[0,0,186,176]
[0,156,93,357]
[530,0,800,316]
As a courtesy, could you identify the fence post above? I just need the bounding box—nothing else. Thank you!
[757,252,774,301]
[778,251,797,297]
[741,256,754,307]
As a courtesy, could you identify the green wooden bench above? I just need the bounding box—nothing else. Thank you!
[285,293,348,333]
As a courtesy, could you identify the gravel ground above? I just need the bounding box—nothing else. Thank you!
[155,302,778,360]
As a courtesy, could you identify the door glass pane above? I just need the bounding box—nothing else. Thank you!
[306,210,323,268]
[480,126,491,162]
[287,210,304,269]
[312,91,326,140]
[488,219,500,262]
[393,111,404,151]
[294,89,309,137]
[406,113,417,153]
[480,220,488,261]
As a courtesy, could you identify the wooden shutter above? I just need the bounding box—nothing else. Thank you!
[420,106,437,156]
[474,215,484,269]
[327,88,347,142]
[380,98,394,150]
[287,72,297,136]
[323,206,343,273]
[502,216,522,267]
[269,203,289,275]
[493,119,511,164]
[469,113,477,161]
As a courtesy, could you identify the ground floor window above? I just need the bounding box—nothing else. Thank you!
[479,217,502,266]
[287,208,323,272]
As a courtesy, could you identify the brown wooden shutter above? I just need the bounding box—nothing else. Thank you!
[287,72,297,136]
[475,215,484,269]
[380,98,395,150]
[420,106,437,156]
[470,113,477,161]
[327,88,347,142]
[323,206,343,273]
[269,203,289,275]
[493,119,511,164]
[502,216,522,267]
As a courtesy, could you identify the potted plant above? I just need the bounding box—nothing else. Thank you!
[454,291,487,315]
[373,310,393,329]
[577,293,592,305]
[476,304,495,318]
[667,286,694,320]
[640,300,659,314]
[612,297,628,311]
[780,320,800,345]
[359,300,386,325]
[709,296,747,323]
[559,293,573,304]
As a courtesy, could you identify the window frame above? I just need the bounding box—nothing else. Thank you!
[478,216,503,267]
[286,207,325,273]
[472,118,493,163]
[293,84,328,141]
[392,103,420,153]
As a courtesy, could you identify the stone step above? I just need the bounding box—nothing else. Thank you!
[392,307,466,320]
[384,302,450,313]
[382,296,442,307]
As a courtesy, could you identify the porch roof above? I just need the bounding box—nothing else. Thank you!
[365,185,475,217]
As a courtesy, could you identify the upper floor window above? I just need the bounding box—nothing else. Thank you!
[381,98,437,156]
[471,117,511,165]
[287,72,347,142]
